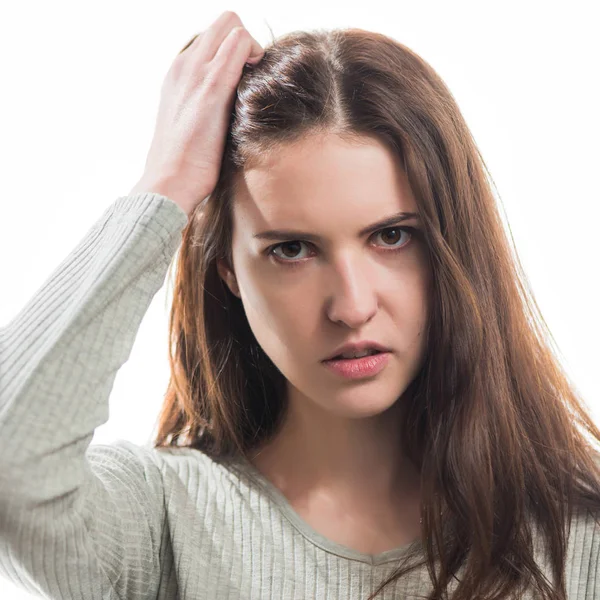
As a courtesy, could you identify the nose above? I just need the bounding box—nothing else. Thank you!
[325,256,378,328]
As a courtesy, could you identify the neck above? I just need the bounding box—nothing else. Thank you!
[249,392,420,511]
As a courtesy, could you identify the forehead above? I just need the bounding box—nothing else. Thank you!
[232,133,418,230]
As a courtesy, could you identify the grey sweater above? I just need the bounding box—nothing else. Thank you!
[0,192,598,599]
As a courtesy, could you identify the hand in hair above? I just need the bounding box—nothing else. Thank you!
[129,10,264,218]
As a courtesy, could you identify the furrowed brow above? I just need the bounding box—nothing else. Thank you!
[253,211,421,242]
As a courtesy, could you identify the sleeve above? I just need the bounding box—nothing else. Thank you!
[0,192,189,599]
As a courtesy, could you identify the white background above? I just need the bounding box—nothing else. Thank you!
[1,0,598,598]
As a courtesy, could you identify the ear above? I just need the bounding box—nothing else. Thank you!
[217,259,241,299]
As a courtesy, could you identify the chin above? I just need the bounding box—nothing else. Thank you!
[324,392,402,420]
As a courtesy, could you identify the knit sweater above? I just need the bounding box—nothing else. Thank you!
[0,192,598,600]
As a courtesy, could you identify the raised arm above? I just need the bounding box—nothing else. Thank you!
[0,192,188,599]
[0,10,265,597]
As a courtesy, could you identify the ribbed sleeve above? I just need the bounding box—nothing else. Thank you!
[0,193,189,599]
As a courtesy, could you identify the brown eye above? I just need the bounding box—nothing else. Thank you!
[374,227,413,248]
[271,241,310,260]
[267,226,417,267]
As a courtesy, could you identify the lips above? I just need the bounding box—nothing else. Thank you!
[322,350,391,378]
[330,349,383,360]
[322,341,391,361]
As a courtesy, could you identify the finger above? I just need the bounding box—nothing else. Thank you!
[246,41,266,63]
[196,10,245,62]
[212,26,263,76]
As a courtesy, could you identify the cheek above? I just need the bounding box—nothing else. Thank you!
[386,269,429,353]
[237,272,316,359]
[409,291,430,367]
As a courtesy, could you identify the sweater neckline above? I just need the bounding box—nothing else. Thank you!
[224,454,424,566]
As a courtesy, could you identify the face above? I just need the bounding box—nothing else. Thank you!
[217,133,430,421]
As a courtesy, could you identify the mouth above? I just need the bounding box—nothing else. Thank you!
[322,340,392,362]
[321,350,391,378]
[323,349,385,362]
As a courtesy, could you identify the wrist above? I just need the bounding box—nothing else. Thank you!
[129,177,200,218]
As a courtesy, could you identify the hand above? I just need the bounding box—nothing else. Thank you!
[129,11,265,218]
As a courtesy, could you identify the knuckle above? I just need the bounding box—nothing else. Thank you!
[224,10,242,24]
[231,27,253,48]
[230,25,247,39]
[202,68,227,92]
[209,61,236,84]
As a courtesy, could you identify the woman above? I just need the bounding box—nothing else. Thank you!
[1,10,599,600]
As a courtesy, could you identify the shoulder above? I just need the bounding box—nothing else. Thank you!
[98,441,242,497]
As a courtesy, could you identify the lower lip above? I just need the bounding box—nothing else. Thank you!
[322,352,391,379]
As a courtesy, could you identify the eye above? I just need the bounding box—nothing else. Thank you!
[267,226,417,265]
[373,227,414,249]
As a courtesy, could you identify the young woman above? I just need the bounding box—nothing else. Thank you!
[1,9,599,600]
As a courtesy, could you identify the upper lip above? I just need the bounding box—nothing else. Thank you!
[322,341,391,361]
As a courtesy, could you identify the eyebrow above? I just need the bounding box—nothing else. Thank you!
[253,211,421,242]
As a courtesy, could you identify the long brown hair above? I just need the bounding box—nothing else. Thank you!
[152,26,600,599]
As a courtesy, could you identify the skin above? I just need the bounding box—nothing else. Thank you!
[217,132,430,553]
